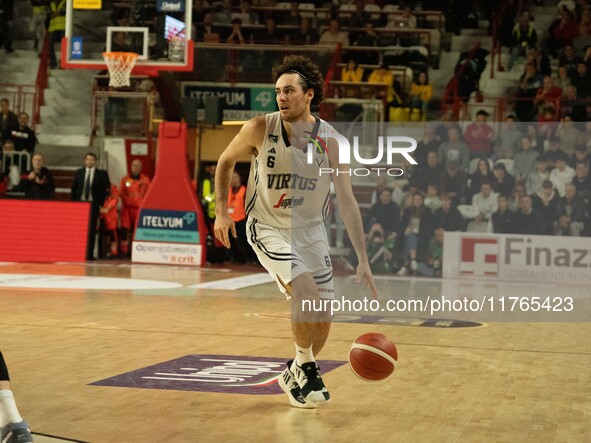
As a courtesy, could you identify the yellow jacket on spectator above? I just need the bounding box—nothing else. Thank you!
[368,68,394,102]
[341,67,364,83]
[49,0,67,32]
[409,83,433,103]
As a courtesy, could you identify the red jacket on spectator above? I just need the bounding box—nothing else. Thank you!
[464,123,494,156]
[119,173,150,208]
[100,184,120,231]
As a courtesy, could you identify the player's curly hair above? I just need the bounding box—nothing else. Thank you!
[272,55,325,107]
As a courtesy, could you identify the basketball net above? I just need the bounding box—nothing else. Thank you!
[102,52,139,88]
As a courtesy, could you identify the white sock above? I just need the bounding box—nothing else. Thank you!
[294,344,315,367]
[0,390,23,428]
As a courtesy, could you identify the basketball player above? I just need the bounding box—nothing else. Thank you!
[0,352,33,442]
[214,55,378,408]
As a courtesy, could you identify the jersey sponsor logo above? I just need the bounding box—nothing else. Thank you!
[268,134,278,143]
[267,174,318,190]
[315,157,325,167]
[273,193,305,209]
[304,131,328,154]
[267,147,276,153]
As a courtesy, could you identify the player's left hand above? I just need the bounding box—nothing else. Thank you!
[356,261,378,300]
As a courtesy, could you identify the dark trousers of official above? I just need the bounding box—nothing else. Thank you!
[87,203,100,260]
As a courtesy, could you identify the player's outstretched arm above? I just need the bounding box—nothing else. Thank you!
[214,116,265,248]
[327,139,379,299]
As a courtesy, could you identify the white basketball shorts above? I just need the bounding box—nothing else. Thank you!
[246,217,334,299]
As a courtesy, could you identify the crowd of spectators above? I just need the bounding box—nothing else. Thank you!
[343,115,591,277]
[0,98,38,197]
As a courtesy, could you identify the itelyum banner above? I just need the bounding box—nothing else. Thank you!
[135,209,199,244]
[91,354,346,395]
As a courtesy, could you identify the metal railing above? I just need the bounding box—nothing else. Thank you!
[0,85,36,121]
[33,33,50,127]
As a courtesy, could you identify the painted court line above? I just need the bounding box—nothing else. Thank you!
[188,273,274,290]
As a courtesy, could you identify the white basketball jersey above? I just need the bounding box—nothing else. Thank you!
[245,112,332,229]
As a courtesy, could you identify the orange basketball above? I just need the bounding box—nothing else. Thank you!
[349,332,398,381]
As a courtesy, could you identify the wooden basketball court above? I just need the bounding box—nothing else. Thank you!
[1,261,589,442]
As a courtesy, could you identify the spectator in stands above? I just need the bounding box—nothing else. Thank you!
[491,194,515,234]
[99,183,120,258]
[408,71,432,121]
[576,8,591,49]
[534,76,562,117]
[509,183,527,211]
[416,227,444,278]
[556,65,572,91]
[468,158,494,199]
[440,161,468,206]
[550,155,576,197]
[0,98,17,143]
[572,161,591,197]
[541,137,568,168]
[556,115,581,155]
[1,0,14,53]
[237,1,258,25]
[433,193,465,231]
[48,0,66,69]
[560,85,587,122]
[353,22,380,64]
[71,152,111,260]
[514,194,547,234]
[494,115,521,160]
[213,0,233,25]
[349,2,373,29]
[464,110,494,159]
[291,17,319,45]
[20,153,54,200]
[526,123,545,156]
[576,120,591,149]
[282,2,301,26]
[364,188,400,240]
[397,193,433,276]
[515,63,544,121]
[438,125,470,171]
[526,46,552,76]
[492,162,516,197]
[532,179,559,235]
[388,4,416,30]
[31,0,49,54]
[119,159,150,256]
[341,58,364,83]
[255,17,285,44]
[467,182,498,233]
[571,62,591,98]
[508,11,538,70]
[368,63,403,114]
[399,183,419,214]
[549,9,580,57]
[424,184,441,213]
[411,150,442,193]
[226,18,247,44]
[514,136,539,183]
[195,13,219,42]
[414,125,439,168]
[8,112,36,155]
[1,139,14,174]
[369,176,388,206]
[433,109,454,143]
[558,44,583,76]
[571,144,590,169]
[555,182,587,235]
[319,18,349,47]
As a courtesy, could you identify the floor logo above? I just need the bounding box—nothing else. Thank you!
[91,354,346,395]
[459,237,499,276]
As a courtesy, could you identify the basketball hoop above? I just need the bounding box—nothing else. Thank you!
[102,52,139,88]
